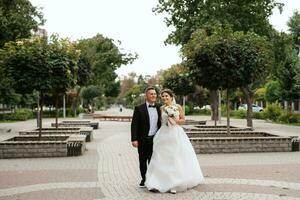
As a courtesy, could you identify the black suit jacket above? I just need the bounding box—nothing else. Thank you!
[131,103,161,142]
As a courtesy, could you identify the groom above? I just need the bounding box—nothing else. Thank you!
[131,86,161,188]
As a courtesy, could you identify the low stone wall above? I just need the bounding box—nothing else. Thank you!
[0,136,68,158]
[185,127,253,131]
[51,121,99,129]
[25,127,93,142]
[186,131,277,137]
[184,120,206,125]
[93,115,132,122]
[190,137,292,153]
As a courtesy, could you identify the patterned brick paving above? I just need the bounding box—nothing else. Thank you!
[0,107,299,199]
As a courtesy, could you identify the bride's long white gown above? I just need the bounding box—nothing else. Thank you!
[145,106,204,192]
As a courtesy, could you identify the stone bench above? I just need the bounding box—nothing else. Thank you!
[21,127,93,142]
[190,136,293,154]
[51,120,99,129]
[184,127,253,132]
[186,131,267,137]
[67,135,86,156]
[93,115,132,122]
[184,120,206,125]
[0,136,69,158]
[0,135,87,158]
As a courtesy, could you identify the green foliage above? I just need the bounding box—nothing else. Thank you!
[1,36,79,95]
[192,109,211,116]
[265,80,281,103]
[254,88,266,102]
[271,32,300,101]
[184,105,190,115]
[0,0,45,47]
[231,110,247,119]
[183,26,272,91]
[278,110,300,124]
[162,63,195,96]
[81,85,102,105]
[252,111,264,119]
[154,0,282,45]
[41,107,84,118]
[288,10,300,51]
[124,84,146,107]
[262,102,283,121]
[0,109,34,121]
[77,55,91,87]
[77,34,137,97]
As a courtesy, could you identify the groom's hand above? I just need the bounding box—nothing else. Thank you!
[132,141,139,148]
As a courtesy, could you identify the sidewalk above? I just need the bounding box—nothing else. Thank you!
[0,108,299,200]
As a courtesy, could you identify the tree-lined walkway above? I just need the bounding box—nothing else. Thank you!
[0,108,300,199]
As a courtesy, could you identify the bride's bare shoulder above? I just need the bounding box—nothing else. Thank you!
[175,104,182,109]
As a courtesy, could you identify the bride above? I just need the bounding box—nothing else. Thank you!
[145,88,204,194]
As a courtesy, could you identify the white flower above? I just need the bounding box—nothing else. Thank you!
[164,105,179,118]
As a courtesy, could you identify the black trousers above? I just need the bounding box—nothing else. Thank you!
[137,136,154,181]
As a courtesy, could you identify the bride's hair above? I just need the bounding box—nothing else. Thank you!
[160,88,175,98]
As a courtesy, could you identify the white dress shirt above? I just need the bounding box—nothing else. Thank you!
[146,101,159,136]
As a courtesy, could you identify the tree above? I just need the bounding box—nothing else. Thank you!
[265,80,281,103]
[118,72,137,103]
[1,36,79,135]
[155,0,283,126]
[77,34,137,98]
[183,26,272,131]
[154,0,283,45]
[287,10,300,54]
[81,85,102,111]
[69,53,92,116]
[0,0,45,47]
[161,64,195,113]
[271,32,300,106]
[254,88,266,103]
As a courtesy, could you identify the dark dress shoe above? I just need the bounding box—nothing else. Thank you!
[139,180,145,188]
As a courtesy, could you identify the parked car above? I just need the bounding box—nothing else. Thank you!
[238,104,263,112]
[201,105,211,110]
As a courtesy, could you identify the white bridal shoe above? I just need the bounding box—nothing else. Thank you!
[170,189,176,194]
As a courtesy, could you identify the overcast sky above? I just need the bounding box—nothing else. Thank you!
[30,0,300,77]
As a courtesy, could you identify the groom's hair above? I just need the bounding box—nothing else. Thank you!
[144,86,156,94]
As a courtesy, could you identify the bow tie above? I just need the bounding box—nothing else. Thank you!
[148,105,156,108]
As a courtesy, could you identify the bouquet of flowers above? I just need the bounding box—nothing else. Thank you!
[164,105,179,126]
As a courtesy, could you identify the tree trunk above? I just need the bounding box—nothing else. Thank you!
[39,92,44,138]
[218,90,222,124]
[182,95,186,115]
[36,92,40,128]
[210,90,218,126]
[241,86,254,128]
[73,88,82,117]
[226,89,230,134]
[55,93,59,130]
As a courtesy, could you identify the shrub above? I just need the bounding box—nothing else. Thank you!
[262,102,283,121]
[231,110,247,119]
[184,105,191,115]
[0,109,34,121]
[278,111,300,123]
[252,112,264,119]
[191,108,211,115]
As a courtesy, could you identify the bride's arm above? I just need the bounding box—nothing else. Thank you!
[175,105,185,125]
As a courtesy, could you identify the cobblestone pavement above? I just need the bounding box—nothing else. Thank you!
[0,107,300,199]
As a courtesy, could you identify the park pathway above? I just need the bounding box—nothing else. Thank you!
[0,107,300,199]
